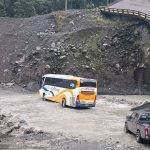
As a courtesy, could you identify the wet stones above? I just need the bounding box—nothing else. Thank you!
[0,111,30,136]
[0,114,6,120]
[82,49,87,54]
[0,83,14,87]
[74,53,80,58]
[59,55,66,60]
[24,127,35,135]
[7,122,14,127]
[36,46,41,51]
[51,42,56,48]
[45,64,51,69]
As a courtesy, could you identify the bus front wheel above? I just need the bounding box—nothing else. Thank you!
[43,94,46,101]
[62,99,66,108]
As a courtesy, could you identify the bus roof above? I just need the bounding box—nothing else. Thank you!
[43,74,74,79]
[42,74,97,82]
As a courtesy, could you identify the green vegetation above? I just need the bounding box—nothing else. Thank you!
[55,12,66,30]
[0,0,117,18]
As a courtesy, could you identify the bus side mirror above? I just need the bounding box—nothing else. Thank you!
[38,80,42,88]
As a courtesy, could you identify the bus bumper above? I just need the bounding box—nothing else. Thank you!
[76,102,96,108]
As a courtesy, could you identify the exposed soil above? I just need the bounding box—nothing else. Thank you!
[0,86,150,149]
[0,9,150,94]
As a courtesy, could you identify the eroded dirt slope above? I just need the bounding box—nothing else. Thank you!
[0,10,150,94]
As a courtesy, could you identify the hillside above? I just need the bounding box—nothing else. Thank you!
[0,10,150,94]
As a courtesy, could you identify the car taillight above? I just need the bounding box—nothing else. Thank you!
[144,127,148,136]
[77,95,80,102]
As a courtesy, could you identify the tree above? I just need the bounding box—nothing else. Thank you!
[13,0,36,17]
[0,0,118,18]
[51,0,64,11]
[32,0,52,15]
[0,0,5,16]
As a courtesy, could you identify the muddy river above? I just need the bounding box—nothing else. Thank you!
[0,87,150,149]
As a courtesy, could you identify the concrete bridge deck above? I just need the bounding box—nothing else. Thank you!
[109,0,150,15]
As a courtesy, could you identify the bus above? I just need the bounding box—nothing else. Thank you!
[39,74,97,108]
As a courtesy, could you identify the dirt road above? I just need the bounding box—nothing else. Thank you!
[109,0,150,15]
[0,86,150,149]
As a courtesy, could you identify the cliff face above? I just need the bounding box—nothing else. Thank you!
[0,10,150,94]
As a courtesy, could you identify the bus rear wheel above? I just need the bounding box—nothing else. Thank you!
[62,99,66,108]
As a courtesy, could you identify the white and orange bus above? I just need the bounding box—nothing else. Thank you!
[39,74,97,108]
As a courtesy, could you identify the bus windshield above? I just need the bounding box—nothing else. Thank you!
[80,80,96,88]
[44,77,77,89]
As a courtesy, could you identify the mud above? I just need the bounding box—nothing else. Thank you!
[0,86,150,149]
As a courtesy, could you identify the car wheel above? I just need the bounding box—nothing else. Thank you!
[43,94,46,101]
[124,123,129,133]
[136,130,143,143]
[62,99,66,108]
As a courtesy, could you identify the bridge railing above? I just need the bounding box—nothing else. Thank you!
[100,7,150,22]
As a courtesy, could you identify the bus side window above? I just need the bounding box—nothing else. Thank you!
[55,79,76,89]
[53,78,62,87]
[45,77,50,85]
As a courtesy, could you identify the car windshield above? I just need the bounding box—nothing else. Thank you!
[139,114,150,122]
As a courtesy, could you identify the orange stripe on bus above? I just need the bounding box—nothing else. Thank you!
[47,89,74,102]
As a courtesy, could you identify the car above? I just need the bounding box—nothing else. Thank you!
[124,102,150,143]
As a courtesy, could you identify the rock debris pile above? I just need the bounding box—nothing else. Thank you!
[0,10,149,94]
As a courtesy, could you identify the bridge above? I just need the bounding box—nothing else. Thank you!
[100,0,150,22]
